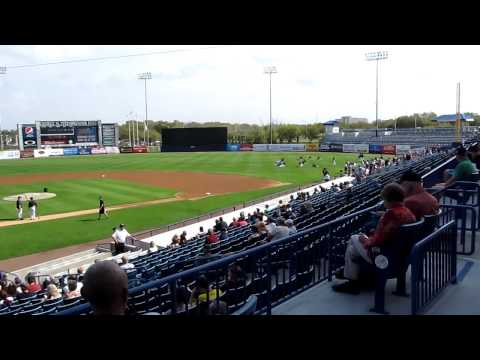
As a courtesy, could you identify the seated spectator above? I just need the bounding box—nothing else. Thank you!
[219,217,228,230]
[171,234,180,248]
[468,144,480,170]
[237,217,249,227]
[286,219,297,235]
[229,217,239,228]
[268,218,290,242]
[265,217,276,234]
[249,213,257,224]
[219,228,229,241]
[440,147,476,188]
[26,275,42,293]
[332,183,416,294]
[214,219,222,232]
[77,267,85,282]
[179,231,188,246]
[190,275,226,315]
[62,274,83,294]
[44,284,62,301]
[197,226,207,238]
[81,260,129,315]
[225,264,247,290]
[14,277,23,295]
[149,241,159,253]
[1,284,17,306]
[119,256,135,270]
[64,279,81,299]
[206,229,219,244]
[400,170,439,220]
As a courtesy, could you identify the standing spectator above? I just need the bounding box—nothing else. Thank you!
[111,224,133,254]
[28,196,38,220]
[332,183,416,294]
[214,219,222,232]
[206,229,219,244]
[16,196,23,220]
[400,170,439,220]
[219,217,228,230]
[81,261,129,315]
[286,219,297,235]
[26,275,42,293]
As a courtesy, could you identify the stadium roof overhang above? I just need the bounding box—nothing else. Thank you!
[433,114,474,122]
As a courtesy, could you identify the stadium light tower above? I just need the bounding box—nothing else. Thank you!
[0,66,6,151]
[138,72,152,145]
[365,51,388,137]
[264,66,277,145]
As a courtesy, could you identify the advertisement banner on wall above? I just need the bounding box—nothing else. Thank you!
[49,148,65,156]
[226,144,240,151]
[34,149,50,158]
[253,144,269,152]
[20,150,34,158]
[105,146,120,154]
[240,144,253,151]
[63,147,80,156]
[78,147,91,155]
[305,144,319,152]
[395,145,411,155]
[91,147,107,155]
[0,150,21,160]
[120,147,133,153]
[271,144,305,152]
[355,144,369,153]
[381,145,396,155]
[132,146,148,153]
[22,125,38,149]
[369,144,382,154]
[342,144,356,153]
[319,144,331,152]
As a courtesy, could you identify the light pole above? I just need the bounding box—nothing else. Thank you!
[127,111,134,146]
[264,66,277,145]
[0,66,6,151]
[138,72,152,145]
[365,51,388,137]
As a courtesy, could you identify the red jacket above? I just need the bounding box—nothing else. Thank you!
[365,203,416,248]
[207,233,219,244]
[404,188,439,220]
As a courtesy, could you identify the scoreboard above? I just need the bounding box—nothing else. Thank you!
[18,121,119,150]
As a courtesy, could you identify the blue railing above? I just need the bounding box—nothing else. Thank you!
[410,220,457,315]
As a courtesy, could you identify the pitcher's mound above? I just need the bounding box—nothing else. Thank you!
[3,192,57,202]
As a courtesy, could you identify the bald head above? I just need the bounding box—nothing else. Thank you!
[81,261,128,315]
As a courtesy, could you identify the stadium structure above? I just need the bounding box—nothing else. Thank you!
[1,123,480,316]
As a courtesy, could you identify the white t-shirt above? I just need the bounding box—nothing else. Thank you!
[270,226,290,241]
[63,281,83,294]
[113,229,131,243]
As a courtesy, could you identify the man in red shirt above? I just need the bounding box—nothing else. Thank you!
[333,183,416,294]
[26,275,42,293]
[400,170,439,220]
[206,229,219,244]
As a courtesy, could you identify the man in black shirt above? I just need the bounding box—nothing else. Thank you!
[16,196,24,220]
[28,197,38,220]
[98,196,109,220]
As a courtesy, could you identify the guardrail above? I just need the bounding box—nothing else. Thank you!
[410,220,457,315]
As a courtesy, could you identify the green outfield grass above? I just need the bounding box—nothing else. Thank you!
[0,151,384,261]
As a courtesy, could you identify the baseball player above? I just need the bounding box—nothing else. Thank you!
[98,196,109,220]
[16,196,24,220]
[28,196,38,220]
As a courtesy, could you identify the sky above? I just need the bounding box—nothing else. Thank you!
[0,45,479,130]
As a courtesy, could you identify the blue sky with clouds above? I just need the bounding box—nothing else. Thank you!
[0,45,479,129]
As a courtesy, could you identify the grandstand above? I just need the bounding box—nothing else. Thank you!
[4,146,475,316]
[323,127,480,146]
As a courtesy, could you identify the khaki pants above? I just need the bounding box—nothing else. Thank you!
[343,235,372,280]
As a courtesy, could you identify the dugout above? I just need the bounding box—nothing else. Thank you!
[161,127,227,152]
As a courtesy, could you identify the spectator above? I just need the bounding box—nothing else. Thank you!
[119,256,135,270]
[219,228,228,241]
[332,183,416,294]
[26,275,42,293]
[206,229,219,244]
[64,279,81,299]
[441,147,475,187]
[214,219,222,232]
[149,241,159,253]
[197,226,207,238]
[268,218,290,241]
[173,285,191,313]
[44,284,62,301]
[237,217,249,227]
[249,213,257,224]
[179,231,188,246]
[265,217,276,234]
[225,264,247,290]
[400,170,439,220]
[171,234,180,248]
[77,267,85,282]
[286,219,297,235]
[190,275,226,315]
[14,277,23,294]
[468,144,480,170]
[229,217,239,228]
[62,274,83,294]
[219,217,228,229]
[81,260,129,315]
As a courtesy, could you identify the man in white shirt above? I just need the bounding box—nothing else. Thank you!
[268,218,290,241]
[111,224,132,254]
[285,219,297,235]
[149,241,159,253]
[265,217,277,234]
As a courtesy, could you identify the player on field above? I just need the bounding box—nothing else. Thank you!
[28,197,38,220]
[16,196,24,220]
[98,196,109,220]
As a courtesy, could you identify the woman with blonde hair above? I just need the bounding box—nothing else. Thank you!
[45,284,62,301]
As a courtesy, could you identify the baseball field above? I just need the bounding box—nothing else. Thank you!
[0,151,380,263]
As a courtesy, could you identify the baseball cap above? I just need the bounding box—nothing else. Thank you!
[399,170,421,183]
[119,223,125,228]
